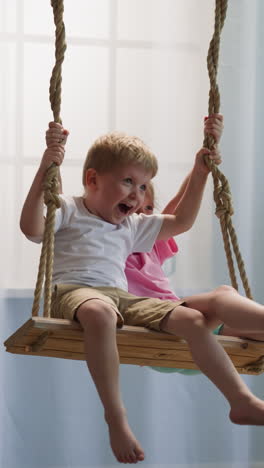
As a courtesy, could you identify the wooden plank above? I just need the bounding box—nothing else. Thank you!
[4,317,264,375]
[5,326,261,361]
[5,344,84,361]
[4,319,36,347]
[5,335,263,370]
[11,318,264,354]
[11,321,264,360]
[8,335,262,368]
[5,343,262,375]
[8,317,264,352]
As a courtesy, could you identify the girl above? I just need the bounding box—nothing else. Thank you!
[125,180,264,375]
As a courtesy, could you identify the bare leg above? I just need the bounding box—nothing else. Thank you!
[220,324,264,341]
[183,285,264,333]
[161,305,264,425]
[76,300,144,464]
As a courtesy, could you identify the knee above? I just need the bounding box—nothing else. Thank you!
[76,300,117,331]
[163,307,206,338]
[215,284,236,295]
[211,284,237,306]
[182,309,207,334]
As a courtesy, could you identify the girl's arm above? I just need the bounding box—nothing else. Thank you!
[162,113,223,216]
[161,173,190,214]
[157,147,222,240]
[162,114,224,214]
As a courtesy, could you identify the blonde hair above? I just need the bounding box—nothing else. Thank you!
[82,132,158,187]
[146,181,155,206]
[146,181,161,212]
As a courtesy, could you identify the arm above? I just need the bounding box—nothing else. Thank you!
[162,113,223,216]
[162,114,223,214]
[20,123,68,237]
[20,146,65,237]
[159,114,223,235]
[157,146,222,240]
[20,165,48,238]
[162,173,190,214]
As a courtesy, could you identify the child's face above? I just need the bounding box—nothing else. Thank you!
[86,163,152,224]
[136,191,154,215]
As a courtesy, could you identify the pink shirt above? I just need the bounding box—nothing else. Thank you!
[125,238,180,300]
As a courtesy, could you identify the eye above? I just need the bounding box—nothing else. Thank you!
[140,184,147,191]
[145,205,153,212]
[124,177,132,184]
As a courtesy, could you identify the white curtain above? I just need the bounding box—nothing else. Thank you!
[1,0,264,467]
[1,0,215,291]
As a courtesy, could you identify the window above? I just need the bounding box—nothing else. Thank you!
[1,0,215,291]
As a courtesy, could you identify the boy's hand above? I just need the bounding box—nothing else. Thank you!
[194,147,222,175]
[46,121,69,147]
[39,145,65,173]
[204,113,223,143]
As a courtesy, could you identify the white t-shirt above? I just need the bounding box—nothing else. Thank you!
[29,195,163,290]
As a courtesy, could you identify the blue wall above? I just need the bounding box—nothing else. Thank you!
[1,295,264,467]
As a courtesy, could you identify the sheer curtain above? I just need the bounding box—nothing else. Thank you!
[1,0,214,291]
[1,1,264,467]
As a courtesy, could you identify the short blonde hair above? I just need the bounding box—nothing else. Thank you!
[146,181,155,206]
[82,132,158,187]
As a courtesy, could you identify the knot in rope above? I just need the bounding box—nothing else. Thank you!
[213,177,234,219]
[44,189,61,209]
[43,166,61,208]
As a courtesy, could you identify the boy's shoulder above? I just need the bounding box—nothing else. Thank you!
[125,212,162,229]
[58,194,80,208]
[58,195,87,217]
[56,195,87,229]
[129,212,164,239]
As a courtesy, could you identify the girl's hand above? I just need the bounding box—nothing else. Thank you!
[194,147,222,175]
[204,113,223,143]
[46,121,69,147]
[39,145,65,173]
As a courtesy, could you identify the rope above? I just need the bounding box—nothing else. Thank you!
[31,0,66,317]
[203,0,253,299]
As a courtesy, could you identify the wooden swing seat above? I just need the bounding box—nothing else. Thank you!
[4,317,264,375]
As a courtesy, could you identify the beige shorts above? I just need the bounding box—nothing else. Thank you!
[51,284,184,332]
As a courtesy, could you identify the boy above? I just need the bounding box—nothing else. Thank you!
[20,122,264,464]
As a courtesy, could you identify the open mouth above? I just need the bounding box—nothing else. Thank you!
[118,203,132,215]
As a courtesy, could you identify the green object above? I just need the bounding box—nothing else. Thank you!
[150,324,223,375]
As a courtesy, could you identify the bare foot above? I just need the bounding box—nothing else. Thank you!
[105,411,145,463]
[230,396,264,425]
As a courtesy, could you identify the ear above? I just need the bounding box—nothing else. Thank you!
[85,168,98,190]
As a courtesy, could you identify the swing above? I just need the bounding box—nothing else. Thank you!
[4,0,264,375]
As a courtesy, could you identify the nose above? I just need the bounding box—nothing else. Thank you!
[129,186,142,201]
